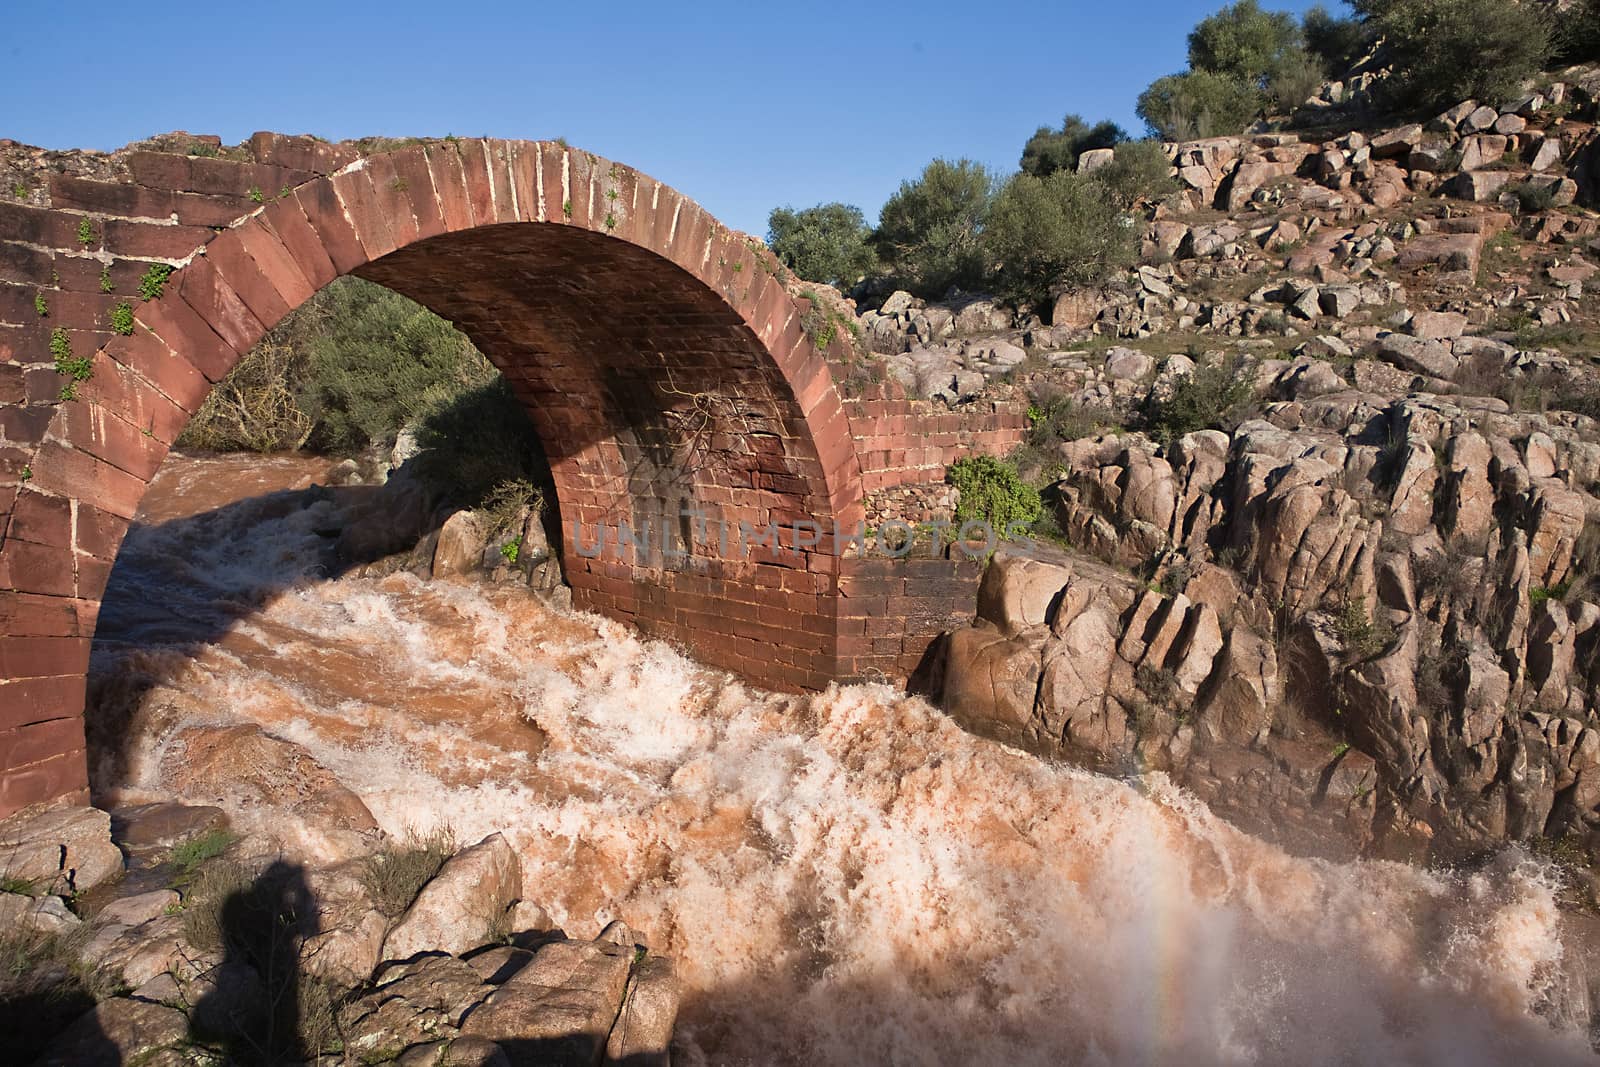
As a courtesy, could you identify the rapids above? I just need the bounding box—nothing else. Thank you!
[88,453,1598,1065]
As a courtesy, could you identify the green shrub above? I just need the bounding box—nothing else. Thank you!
[167,827,237,883]
[1265,47,1329,112]
[1334,595,1393,659]
[1137,70,1266,140]
[1303,3,1373,70]
[1188,0,1306,84]
[1089,140,1179,210]
[362,828,455,917]
[873,158,994,298]
[1555,0,1600,63]
[983,170,1134,307]
[948,455,1043,534]
[1355,0,1552,111]
[291,277,484,453]
[766,202,877,288]
[1145,360,1252,442]
[1020,114,1127,177]
[1508,180,1557,215]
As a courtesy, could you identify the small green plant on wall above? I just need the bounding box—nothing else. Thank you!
[50,328,93,401]
[100,264,114,293]
[33,291,48,317]
[138,263,174,301]
[109,302,134,335]
[76,218,95,246]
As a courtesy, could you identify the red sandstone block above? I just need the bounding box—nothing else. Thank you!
[259,198,338,290]
[102,326,210,413]
[135,293,237,384]
[0,747,89,819]
[482,141,520,225]
[293,181,366,275]
[202,231,293,329]
[73,503,127,561]
[0,541,76,596]
[427,146,475,232]
[665,204,710,279]
[47,176,248,229]
[0,636,89,679]
[9,491,69,549]
[100,219,213,261]
[0,673,85,729]
[387,148,446,240]
[177,255,265,356]
[363,154,422,250]
[457,141,499,230]
[248,132,361,175]
[26,441,145,520]
[127,151,315,199]
[0,593,97,639]
[234,223,316,311]
[75,556,111,601]
[0,203,82,247]
[58,397,166,480]
[0,718,86,778]
[0,404,52,448]
[50,256,144,298]
[0,242,53,286]
[506,143,540,225]
[331,168,397,263]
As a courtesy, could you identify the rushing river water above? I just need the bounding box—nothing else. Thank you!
[87,452,1599,1065]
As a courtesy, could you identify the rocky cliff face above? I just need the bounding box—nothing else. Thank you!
[839,67,1600,876]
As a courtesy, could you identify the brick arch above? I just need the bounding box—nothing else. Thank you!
[0,137,872,814]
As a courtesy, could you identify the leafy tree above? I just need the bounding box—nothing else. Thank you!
[874,159,995,298]
[1355,0,1552,110]
[1020,114,1128,177]
[289,277,486,453]
[1188,0,1305,84]
[1302,3,1373,70]
[1554,0,1600,64]
[1265,48,1330,111]
[1137,70,1265,139]
[983,170,1134,306]
[765,202,877,288]
[1089,140,1179,210]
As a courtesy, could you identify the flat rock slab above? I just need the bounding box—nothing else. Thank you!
[0,804,123,894]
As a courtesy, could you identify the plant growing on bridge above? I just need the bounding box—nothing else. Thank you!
[50,328,93,401]
[33,291,47,317]
[948,454,1043,537]
[108,302,134,335]
[249,185,265,203]
[137,263,173,301]
[75,218,94,246]
[99,264,113,293]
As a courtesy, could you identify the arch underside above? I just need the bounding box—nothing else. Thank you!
[355,223,846,681]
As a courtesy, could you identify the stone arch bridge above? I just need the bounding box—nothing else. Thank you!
[0,133,1026,815]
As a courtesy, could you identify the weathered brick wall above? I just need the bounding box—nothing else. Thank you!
[0,133,877,815]
[838,555,985,685]
[843,383,1029,492]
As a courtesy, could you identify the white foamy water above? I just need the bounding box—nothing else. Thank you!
[90,456,1598,1065]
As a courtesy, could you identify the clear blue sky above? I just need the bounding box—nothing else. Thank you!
[2,0,1339,236]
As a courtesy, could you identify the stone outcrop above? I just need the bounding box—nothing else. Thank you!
[4,804,682,1065]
